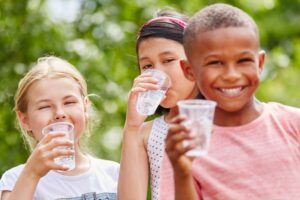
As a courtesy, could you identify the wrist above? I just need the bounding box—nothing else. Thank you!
[173,167,193,180]
[22,165,42,182]
[124,123,141,133]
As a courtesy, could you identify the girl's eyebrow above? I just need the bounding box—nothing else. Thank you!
[35,99,50,104]
[63,95,77,99]
[160,51,175,56]
[139,51,175,61]
[138,56,150,62]
[35,95,77,103]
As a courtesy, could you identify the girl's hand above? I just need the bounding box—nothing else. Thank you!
[165,115,196,177]
[125,72,159,127]
[24,132,74,179]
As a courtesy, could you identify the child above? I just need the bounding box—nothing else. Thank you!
[0,56,119,200]
[165,3,300,200]
[118,10,201,200]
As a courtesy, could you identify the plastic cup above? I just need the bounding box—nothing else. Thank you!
[42,122,75,170]
[136,69,171,115]
[177,99,216,157]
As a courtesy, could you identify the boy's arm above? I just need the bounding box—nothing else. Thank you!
[174,171,199,200]
[165,115,200,200]
[118,124,149,200]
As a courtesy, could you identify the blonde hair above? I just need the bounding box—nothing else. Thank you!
[15,56,95,152]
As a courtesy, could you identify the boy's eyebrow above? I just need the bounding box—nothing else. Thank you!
[204,50,256,59]
[240,51,255,56]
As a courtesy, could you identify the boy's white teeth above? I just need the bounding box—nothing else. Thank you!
[220,87,242,95]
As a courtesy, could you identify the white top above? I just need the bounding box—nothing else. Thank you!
[0,156,119,200]
[147,116,169,200]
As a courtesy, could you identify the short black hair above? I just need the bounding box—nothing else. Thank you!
[184,3,259,53]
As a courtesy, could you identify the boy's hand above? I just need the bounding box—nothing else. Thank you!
[24,132,74,179]
[165,115,197,177]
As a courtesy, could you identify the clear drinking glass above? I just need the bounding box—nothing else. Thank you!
[136,69,171,115]
[42,122,75,170]
[177,99,216,156]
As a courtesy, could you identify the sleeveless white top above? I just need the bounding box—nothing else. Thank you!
[147,116,169,200]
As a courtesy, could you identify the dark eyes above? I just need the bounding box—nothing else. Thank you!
[141,58,176,70]
[238,58,253,63]
[65,101,77,105]
[141,64,152,70]
[206,60,223,66]
[163,58,175,63]
[206,58,254,66]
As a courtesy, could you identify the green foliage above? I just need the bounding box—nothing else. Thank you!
[0,1,300,196]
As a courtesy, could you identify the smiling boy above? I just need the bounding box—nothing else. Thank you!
[164,3,300,200]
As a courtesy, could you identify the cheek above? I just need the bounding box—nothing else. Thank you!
[29,117,48,141]
[246,68,260,85]
[28,109,52,137]
[196,70,211,87]
[169,68,189,84]
[195,70,215,97]
[170,70,194,91]
[69,107,87,138]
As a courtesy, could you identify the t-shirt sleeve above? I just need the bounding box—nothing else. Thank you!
[94,157,120,182]
[0,166,23,192]
[269,103,300,142]
[109,161,120,181]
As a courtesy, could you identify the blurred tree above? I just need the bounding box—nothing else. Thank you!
[0,0,70,174]
[0,1,300,198]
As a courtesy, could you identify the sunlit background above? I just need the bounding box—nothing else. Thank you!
[1,0,300,181]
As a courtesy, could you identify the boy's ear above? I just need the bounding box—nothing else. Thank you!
[17,111,31,131]
[258,50,266,74]
[180,60,195,81]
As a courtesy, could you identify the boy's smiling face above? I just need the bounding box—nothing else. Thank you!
[183,27,265,115]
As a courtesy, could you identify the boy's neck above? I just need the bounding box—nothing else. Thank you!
[214,98,263,127]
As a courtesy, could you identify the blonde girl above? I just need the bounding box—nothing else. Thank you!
[0,56,119,200]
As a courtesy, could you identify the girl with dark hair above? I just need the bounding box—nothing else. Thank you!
[118,9,201,200]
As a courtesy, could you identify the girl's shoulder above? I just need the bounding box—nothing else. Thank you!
[89,156,119,173]
[1,164,25,178]
[141,116,165,147]
[0,164,25,191]
[139,119,154,147]
[141,116,166,135]
[141,120,154,135]
[142,116,168,149]
[90,156,119,168]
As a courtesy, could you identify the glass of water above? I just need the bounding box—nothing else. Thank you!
[136,69,171,116]
[177,99,216,157]
[42,122,75,171]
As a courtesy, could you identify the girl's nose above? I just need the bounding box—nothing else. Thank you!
[54,107,66,120]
